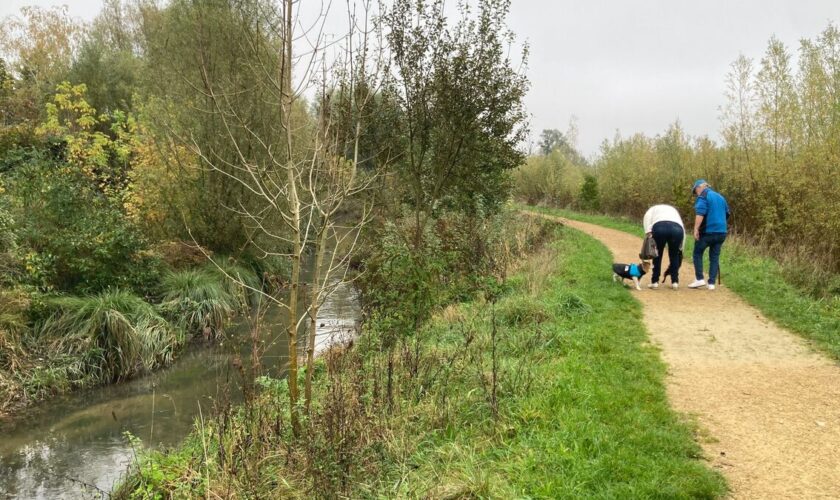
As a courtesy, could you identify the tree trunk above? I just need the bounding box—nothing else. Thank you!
[280,0,300,437]
[287,191,301,436]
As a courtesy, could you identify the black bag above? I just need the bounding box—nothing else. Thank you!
[640,234,659,260]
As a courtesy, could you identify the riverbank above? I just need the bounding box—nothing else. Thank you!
[115,220,725,497]
[0,277,361,497]
[522,205,840,361]
[0,258,261,420]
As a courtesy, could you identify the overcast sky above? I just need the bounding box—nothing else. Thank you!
[3,0,840,156]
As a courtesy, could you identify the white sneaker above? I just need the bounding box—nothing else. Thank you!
[671,283,679,290]
[688,279,706,289]
[708,284,716,290]
[648,283,659,289]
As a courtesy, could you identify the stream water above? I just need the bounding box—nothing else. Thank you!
[0,280,360,499]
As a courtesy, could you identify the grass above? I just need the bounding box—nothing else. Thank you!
[0,258,262,417]
[116,222,726,498]
[522,204,840,361]
[39,289,182,382]
[158,268,241,337]
[378,226,725,498]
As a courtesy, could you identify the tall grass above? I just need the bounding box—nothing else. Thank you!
[39,289,181,382]
[0,289,29,370]
[211,259,262,305]
[159,269,239,338]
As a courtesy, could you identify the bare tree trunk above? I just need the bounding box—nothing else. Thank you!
[280,0,300,437]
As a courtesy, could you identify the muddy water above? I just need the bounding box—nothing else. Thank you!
[0,280,360,499]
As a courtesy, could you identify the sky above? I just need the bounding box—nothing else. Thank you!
[3,0,840,157]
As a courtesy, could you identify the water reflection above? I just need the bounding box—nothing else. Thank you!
[0,280,360,499]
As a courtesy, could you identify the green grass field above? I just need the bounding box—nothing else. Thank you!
[522,205,840,362]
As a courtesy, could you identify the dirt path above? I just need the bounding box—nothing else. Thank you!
[533,213,840,499]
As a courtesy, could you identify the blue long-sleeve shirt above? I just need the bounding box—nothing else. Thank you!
[695,187,730,234]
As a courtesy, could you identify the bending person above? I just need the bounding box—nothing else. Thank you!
[643,204,685,289]
[688,179,731,290]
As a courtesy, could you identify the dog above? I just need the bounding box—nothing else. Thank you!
[612,261,651,291]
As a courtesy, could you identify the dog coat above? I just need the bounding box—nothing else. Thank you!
[613,263,646,279]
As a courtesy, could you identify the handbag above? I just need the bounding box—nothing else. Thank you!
[640,234,659,260]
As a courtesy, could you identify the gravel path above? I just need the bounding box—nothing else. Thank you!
[533,212,840,499]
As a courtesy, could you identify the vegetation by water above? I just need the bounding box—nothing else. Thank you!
[0,0,531,431]
[524,206,840,362]
[0,260,253,416]
[115,221,725,498]
[1,0,836,496]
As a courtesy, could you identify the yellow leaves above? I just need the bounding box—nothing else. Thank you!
[122,125,198,237]
[36,82,132,201]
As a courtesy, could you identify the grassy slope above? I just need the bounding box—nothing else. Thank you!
[382,226,725,498]
[523,205,840,361]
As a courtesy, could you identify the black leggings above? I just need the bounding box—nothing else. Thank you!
[651,221,684,284]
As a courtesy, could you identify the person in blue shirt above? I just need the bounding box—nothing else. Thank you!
[688,179,730,290]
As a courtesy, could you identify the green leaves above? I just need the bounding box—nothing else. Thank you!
[383,0,529,217]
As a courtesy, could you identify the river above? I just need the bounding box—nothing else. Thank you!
[0,280,360,499]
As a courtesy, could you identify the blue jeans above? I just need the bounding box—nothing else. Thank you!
[651,221,684,284]
[693,232,726,283]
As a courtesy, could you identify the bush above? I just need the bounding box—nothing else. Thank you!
[513,151,584,207]
[579,174,600,211]
[6,148,155,293]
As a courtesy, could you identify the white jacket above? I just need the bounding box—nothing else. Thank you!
[643,204,685,250]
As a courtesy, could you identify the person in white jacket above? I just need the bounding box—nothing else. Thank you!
[643,204,685,289]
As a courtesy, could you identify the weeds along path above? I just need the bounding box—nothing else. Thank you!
[526,212,840,499]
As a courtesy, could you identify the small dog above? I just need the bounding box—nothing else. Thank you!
[612,261,651,291]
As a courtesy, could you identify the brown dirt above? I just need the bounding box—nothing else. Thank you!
[534,213,840,499]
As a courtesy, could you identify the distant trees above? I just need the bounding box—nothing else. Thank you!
[0,5,82,92]
[513,23,840,278]
[514,121,588,207]
[539,129,566,155]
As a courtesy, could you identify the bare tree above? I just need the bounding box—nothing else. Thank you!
[181,0,381,435]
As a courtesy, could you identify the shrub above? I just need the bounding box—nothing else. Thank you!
[7,148,154,293]
[513,151,584,207]
[578,174,600,211]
